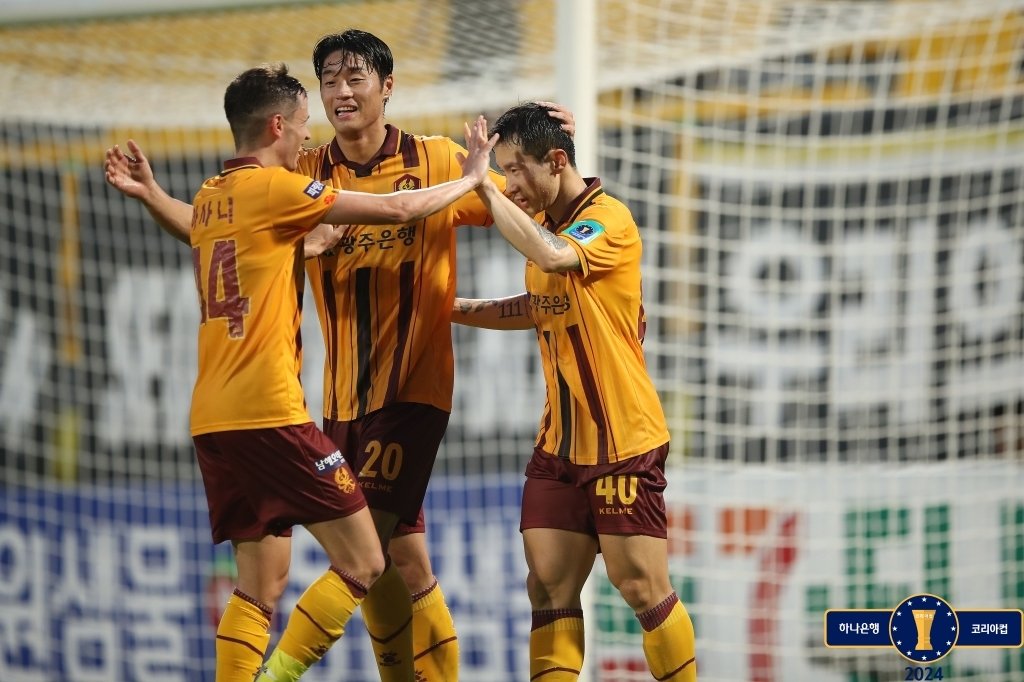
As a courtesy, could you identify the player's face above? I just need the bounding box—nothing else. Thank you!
[494,143,558,216]
[282,94,311,171]
[318,51,393,136]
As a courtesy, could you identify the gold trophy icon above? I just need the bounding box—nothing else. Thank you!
[912,609,935,650]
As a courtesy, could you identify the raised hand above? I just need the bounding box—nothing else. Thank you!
[459,115,498,186]
[537,101,575,138]
[104,139,157,201]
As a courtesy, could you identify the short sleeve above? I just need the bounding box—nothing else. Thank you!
[266,169,338,236]
[559,207,637,281]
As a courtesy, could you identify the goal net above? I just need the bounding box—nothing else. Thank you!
[0,1,1021,681]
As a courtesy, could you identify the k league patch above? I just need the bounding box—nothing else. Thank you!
[564,220,605,245]
[303,179,326,199]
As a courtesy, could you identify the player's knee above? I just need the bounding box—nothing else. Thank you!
[526,571,556,610]
[364,551,387,587]
[249,568,289,607]
[390,550,432,592]
[610,576,658,612]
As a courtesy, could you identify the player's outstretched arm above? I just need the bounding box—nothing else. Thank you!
[474,179,581,273]
[104,139,193,245]
[452,294,534,330]
[324,116,497,226]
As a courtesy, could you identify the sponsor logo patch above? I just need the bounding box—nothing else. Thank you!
[564,220,605,245]
[314,449,345,473]
[304,180,326,198]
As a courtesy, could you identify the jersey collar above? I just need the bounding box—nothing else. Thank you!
[325,124,402,176]
[544,177,604,232]
[221,157,262,174]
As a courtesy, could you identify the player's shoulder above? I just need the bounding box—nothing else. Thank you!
[407,132,463,152]
[586,190,636,226]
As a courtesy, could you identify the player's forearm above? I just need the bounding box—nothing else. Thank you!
[477,181,580,273]
[452,294,533,330]
[142,188,193,245]
[329,176,476,226]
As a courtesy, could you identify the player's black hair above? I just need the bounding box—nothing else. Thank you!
[312,29,394,82]
[223,63,306,148]
[490,102,577,168]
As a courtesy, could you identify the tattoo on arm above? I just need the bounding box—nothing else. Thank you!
[456,298,498,315]
[456,295,529,319]
[536,224,569,250]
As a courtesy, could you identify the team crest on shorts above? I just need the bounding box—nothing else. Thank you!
[335,467,357,494]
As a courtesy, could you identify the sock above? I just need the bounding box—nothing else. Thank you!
[410,580,459,681]
[361,562,415,680]
[256,567,367,681]
[638,593,697,681]
[529,608,584,681]
[216,589,271,682]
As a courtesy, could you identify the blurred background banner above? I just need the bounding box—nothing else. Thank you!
[1,1,1022,680]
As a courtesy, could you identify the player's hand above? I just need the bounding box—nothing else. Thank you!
[459,115,499,187]
[304,223,347,259]
[538,101,575,138]
[104,139,158,201]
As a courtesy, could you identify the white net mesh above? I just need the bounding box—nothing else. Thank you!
[1,1,1022,680]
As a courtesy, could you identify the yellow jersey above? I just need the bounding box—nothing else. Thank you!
[527,178,670,465]
[189,158,337,435]
[298,126,501,419]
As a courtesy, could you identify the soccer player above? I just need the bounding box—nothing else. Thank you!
[105,29,575,681]
[148,63,494,682]
[451,103,698,681]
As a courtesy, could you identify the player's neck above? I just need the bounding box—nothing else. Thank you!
[549,171,589,225]
[334,123,388,166]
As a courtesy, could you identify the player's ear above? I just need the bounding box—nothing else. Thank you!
[269,113,285,139]
[382,73,394,102]
[547,148,569,174]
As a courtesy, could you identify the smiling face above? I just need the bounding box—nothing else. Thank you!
[318,50,392,137]
[494,142,560,216]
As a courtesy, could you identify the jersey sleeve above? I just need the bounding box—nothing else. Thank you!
[266,168,338,237]
[559,205,637,281]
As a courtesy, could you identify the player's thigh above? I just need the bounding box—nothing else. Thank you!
[306,505,385,582]
[523,528,598,609]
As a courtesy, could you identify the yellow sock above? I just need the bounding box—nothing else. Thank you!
[410,580,459,681]
[216,590,271,682]
[361,563,415,680]
[529,609,584,681]
[638,594,697,681]
[257,567,366,681]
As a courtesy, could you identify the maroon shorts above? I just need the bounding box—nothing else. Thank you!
[520,444,669,539]
[193,422,367,544]
[322,403,448,529]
